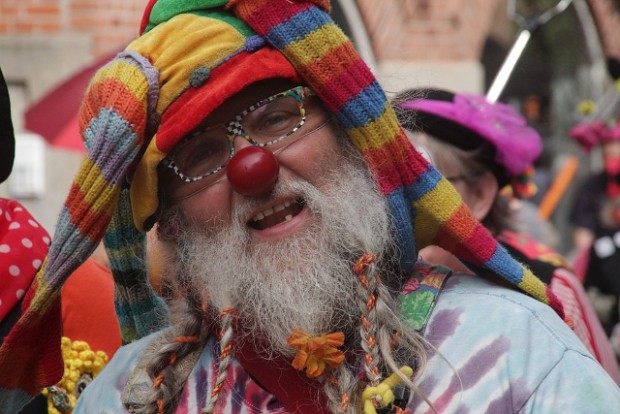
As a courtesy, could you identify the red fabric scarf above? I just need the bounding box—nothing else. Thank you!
[236,338,331,413]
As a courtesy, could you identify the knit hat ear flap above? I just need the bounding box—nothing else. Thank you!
[0,51,162,411]
[228,0,565,320]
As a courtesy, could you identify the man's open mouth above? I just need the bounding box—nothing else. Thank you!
[248,198,305,230]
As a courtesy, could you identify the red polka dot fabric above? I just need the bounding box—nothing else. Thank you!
[0,198,50,322]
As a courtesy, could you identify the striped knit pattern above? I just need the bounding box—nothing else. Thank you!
[104,188,169,344]
[87,51,169,345]
[227,0,564,318]
[0,52,160,411]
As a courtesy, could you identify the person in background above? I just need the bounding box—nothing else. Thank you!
[1,1,619,413]
[569,56,620,354]
[0,67,121,414]
[393,87,620,383]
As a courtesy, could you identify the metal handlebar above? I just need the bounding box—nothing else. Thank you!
[486,0,574,103]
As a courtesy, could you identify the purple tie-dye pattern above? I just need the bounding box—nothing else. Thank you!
[399,273,620,413]
[422,371,461,413]
[230,365,247,413]
[457,336,510,389]
[245,382,282,413]
[196,364,209,409]
[191,355,285,413]
[487,378,532,413]
[214,366,234,412]
[74,274,620,413]
[422,307,462,346]
[453,406,471,414]
[408,376,438,412]
[424,336,511,412]
[510,378,534,411]
[226,367,247,414]
[485,393,512,414]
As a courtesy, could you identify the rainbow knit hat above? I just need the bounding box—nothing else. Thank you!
[0,1,564,411]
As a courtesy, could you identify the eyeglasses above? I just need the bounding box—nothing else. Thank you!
[164,86,317,183]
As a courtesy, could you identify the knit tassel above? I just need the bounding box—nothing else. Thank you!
[0,54,154,413]
[104,187,170,344]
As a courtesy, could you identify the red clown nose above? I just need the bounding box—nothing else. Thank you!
[227,146,279,197]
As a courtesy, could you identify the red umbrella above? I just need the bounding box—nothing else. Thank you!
[24,52,117,152]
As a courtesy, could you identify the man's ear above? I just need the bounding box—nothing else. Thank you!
[468,170,498,221]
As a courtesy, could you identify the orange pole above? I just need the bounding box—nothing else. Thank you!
[538,156,580,220]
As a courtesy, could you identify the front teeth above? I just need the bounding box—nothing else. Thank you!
[252,200,294,222]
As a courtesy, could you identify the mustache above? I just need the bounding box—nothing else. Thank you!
[230,174,325,221]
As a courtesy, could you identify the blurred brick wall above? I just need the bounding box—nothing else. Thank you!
[0,0,143,57]
[356,0,501,61]
[0,0,616,62]
[355,0,619,62]
[0,2,62,32]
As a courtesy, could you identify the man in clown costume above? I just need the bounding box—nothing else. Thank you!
[1,1,618,413]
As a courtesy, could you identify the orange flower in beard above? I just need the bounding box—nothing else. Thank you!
[288,329,345,378]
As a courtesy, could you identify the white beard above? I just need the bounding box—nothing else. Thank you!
[178,151,395,356]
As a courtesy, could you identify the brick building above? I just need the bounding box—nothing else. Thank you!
[0,0,618,241]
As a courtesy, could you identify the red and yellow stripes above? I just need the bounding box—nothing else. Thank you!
[227,0,565,320]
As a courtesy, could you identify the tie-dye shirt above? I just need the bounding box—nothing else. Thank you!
[74,274,620,413]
